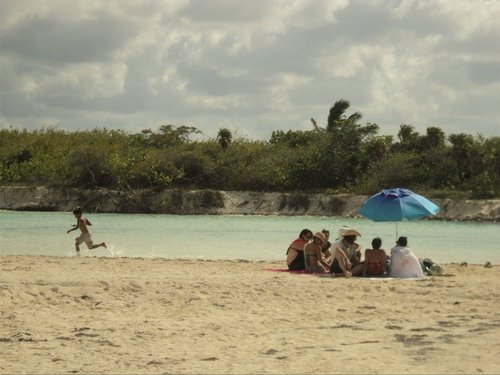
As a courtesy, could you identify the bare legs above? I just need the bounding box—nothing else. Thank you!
[332,252,364,278]
[75,241,106,256]
[332,251,352,278]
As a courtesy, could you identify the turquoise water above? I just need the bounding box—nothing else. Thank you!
[0,210,498,264]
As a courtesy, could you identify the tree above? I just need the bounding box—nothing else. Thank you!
[269,129,320,148]
[422,126,445,150]
[217,128,233,149]
[449,133,474,181]
[393,124,420,152]
[148,125,201,148]
[310,118,321,131]
[327,99,362,132]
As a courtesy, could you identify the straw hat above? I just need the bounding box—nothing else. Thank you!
[337,226,349,238]
[313,232,326,242]
[343,228,361,238]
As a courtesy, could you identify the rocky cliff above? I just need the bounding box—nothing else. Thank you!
[1,186,499,222]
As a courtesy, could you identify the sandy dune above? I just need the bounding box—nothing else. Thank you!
[1,256,499,374]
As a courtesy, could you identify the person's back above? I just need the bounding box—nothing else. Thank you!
[389,236,424,279]
[363,237,387,277]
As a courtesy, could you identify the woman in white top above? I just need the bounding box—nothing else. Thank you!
[389,236,424,279]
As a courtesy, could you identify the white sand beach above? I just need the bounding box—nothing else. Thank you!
[1,256,499,374]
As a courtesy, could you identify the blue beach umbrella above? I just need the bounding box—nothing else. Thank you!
[359,188,440,237]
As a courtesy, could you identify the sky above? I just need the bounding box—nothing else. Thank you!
[1,0,499,141]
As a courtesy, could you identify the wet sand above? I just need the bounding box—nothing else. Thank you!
[1,255,499,374]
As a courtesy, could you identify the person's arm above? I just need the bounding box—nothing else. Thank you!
[335,245,351,268]
[381,250,388,275]
[362,250,368,276]
[354,244,362,264]
[67,223,78,233]
[85,218,92,226]
[324,246,335,265]
[318,246,329,270]
[286,247,299,266]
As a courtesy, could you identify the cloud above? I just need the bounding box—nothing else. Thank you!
[0,0,499,139]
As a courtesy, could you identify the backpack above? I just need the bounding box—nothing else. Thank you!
[421,258,444,276]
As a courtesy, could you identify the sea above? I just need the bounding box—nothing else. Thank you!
[0,210,499,264]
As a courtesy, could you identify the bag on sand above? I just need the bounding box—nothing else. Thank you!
[421,258,444,276]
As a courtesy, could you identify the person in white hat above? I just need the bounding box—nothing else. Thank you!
[328,227,363,277]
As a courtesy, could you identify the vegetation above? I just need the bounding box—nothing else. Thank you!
[1,100,499,198]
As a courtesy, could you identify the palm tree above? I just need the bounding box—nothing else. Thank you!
[310,118,321,131]
[327,99,362,132]
[423,126,445,149]
[397,124,417,143]
[217,128,233,149]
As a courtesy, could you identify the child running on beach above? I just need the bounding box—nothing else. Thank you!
[67,207,106,256]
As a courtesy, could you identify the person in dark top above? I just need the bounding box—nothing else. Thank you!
[286,229,313,271]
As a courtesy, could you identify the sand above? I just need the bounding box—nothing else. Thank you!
[1,256,499,374]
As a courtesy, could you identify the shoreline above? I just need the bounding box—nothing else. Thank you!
[1,186,500,221]
[1,255,499,374]
[2,253,495,266]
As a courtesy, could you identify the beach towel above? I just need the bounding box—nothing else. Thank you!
[264,268,312,275]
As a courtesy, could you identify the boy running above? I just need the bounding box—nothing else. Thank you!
[67,207,106,255]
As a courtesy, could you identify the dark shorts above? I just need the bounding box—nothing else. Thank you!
[288,252,305,271]
[329,259,342,274]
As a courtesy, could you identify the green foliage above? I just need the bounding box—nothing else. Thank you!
[355,152,424,194]
[269,129,322,148]
[0,113,498,198]
[216,128,233,149]
[470,171,496,199]
[142,125,201,148]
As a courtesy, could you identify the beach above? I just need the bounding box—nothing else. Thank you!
[1,256,499,374]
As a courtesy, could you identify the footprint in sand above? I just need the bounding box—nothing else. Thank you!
[98,280,110,290]
[263,349,279,355]
[385,325,402,330]
[129,281,142,290]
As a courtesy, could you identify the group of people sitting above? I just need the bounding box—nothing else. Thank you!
[286,226,425,278]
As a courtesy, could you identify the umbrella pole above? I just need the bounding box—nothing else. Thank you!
[396,222,398,241]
